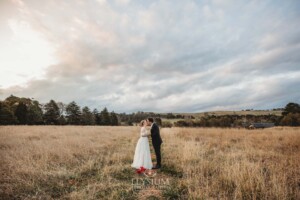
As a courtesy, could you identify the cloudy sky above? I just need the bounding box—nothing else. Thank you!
[0,0,300,113]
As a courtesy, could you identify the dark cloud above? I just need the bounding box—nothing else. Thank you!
[1,0,300,112]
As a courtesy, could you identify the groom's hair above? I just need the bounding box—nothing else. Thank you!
[147,117,154,123]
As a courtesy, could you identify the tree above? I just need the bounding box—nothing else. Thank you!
[66,101,81,125]
[44,100,60,125]
[208,117,219,127]
[280,102,300,126]
[110,111,119,126]
[15,102,28,124]
[0,101,18,125]
[155,117,162,126]
[100,107,110,125]
[162,120,172,128]
[166,113,175,119]
[219,116,232,127]
[81,106,95,125]
[57,115,67,125]
[93,109,101,125]
[280,113,300,126]
[27,101,43,125]
[56,102,66,116]
[174,120,189,127]
[282,102,300,116]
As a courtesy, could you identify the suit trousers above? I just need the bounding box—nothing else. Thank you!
[153,144,161,166]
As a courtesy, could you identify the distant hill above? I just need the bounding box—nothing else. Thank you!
[170,110,283,118]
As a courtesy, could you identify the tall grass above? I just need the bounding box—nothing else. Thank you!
[0,126,299,199]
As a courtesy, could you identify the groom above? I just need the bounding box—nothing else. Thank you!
[147,118,163,169]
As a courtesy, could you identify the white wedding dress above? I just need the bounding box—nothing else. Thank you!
[131,127,153,169]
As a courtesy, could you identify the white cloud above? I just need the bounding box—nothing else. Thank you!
[0,0,300,112]
[0,19,56,88]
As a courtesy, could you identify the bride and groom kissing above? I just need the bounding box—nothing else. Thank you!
[131,118,163,170]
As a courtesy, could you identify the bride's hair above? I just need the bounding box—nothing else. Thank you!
[139,120,145,126]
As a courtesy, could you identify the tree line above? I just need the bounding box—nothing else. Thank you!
[171,102,300,127]
[0,95,299,127]
[0,95,118,125]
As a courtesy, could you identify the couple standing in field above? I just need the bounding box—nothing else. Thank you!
[131,118,163,170]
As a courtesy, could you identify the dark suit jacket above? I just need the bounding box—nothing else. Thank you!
[150,123,163,146]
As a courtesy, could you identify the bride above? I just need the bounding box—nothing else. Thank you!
[131,120,153,169]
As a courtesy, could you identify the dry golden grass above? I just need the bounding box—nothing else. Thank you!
[0,126,299,199]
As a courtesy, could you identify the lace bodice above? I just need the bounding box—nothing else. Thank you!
[140,127,150,137]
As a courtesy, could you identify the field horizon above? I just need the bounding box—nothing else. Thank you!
[1,126,299,199]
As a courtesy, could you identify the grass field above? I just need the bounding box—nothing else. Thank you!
[0,126,299,199]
